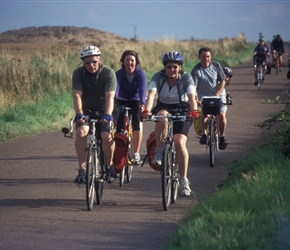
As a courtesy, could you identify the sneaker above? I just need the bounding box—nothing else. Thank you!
[179,177,191,197]
[134,153,141,165]
[199,134,207,145]
[152,147,163,165]
[74,169,86,184]
[106,164,116,184]
[219,136,227,150]
[254,80,258,86]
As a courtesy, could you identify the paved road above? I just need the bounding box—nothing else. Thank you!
[0,57,289,249]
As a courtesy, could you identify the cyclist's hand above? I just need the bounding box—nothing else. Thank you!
[188,110,199,119]
[141,109,151,118]
[102,113,111,123]
[74,113,85,123]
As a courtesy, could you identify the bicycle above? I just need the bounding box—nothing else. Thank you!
[149,114,186,211]
[62,111,107,211]
[118,106,134,186]
[202,96,232,167]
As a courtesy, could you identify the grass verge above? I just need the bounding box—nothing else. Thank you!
[163,139,290,249]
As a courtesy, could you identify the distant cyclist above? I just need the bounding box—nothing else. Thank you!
[271,34,285,72]
[253,37,270,86]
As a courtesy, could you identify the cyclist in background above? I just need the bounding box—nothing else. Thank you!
[142,51,198,197]
[253,37,270,86]
[72,45,117,184]
[191,47,228,150]
[115,50,147,164]
[271,34,285,72]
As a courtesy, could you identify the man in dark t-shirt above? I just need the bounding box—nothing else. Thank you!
[72,45,117,184]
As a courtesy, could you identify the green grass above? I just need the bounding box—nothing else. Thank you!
[0,92,73,142]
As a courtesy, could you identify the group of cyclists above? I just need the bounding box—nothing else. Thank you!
[253,34,285,85]
[72,45,233,197]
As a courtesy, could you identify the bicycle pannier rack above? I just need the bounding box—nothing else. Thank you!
[202,96,221,115]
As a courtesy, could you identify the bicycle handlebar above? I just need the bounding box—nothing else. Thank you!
[150,114,187,122]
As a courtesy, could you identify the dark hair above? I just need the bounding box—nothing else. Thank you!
[120,50,140,67]
[276,34,281,40]
[198,47,212,57]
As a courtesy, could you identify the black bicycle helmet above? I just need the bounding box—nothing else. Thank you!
[162,51,184,66]
[223,67,233,78]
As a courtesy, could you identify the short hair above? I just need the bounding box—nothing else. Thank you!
[120,50,140,66]
[198,47,212,57]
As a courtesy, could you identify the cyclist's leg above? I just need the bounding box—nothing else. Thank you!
[173,133,188,178]
[131,101,142,158]
[75,122,90,171]
[154,109,168,148]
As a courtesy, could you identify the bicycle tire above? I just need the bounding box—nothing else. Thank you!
[119,166,125,187]
[126,164,133,183]
[126,131,134,183]
[96,151,104,205]
[171,159,179,204]
[161,142,172,211]
[86,143,96,211]
[209,118,215,167]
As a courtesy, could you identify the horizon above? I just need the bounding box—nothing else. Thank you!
[0,1,289,43]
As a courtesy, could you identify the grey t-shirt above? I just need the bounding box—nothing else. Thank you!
[148,71,196,104]
[191,61,226,101]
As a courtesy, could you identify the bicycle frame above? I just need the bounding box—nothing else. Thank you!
[85,116,106,210]
[119,106,134,186]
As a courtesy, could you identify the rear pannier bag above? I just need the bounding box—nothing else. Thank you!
[202,96,222,115]
[145,131,161,171]
[113,132,129,174]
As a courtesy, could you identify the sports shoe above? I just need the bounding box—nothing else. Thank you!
[106,164,116,184]
[179,177,191,197]
[199,134,207,145]
[134,153,141,165]
[74,169,86,184]
[254,80,258,86]
[152,147,163,165]
[219,136,227,150]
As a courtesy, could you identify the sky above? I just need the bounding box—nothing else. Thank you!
[0,0,289,43]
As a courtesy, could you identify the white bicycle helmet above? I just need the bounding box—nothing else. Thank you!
[80,45,101,59]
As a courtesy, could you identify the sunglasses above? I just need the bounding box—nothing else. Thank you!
[84,60,98,65]
[166,65,178,69]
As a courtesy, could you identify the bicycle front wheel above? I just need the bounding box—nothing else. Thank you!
[119,166,125,187]
[209,119,215,167]
[171,160,179,204]
[86,144,97,211]
[96,151,105,205]
[161,142,172,211]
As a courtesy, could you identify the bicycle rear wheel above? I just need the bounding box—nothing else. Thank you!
[86,144,96,211]
[161,142,172,211]
[209,119,215,167]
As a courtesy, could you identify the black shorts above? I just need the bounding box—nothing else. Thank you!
[152,101,192,136]
[116,100,141,132]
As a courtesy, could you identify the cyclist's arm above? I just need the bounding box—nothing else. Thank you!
[188,93,197,111]
[104,91,115,116]
[72,89,83,114]
[215,80,225,97]
[144,89,157,114]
